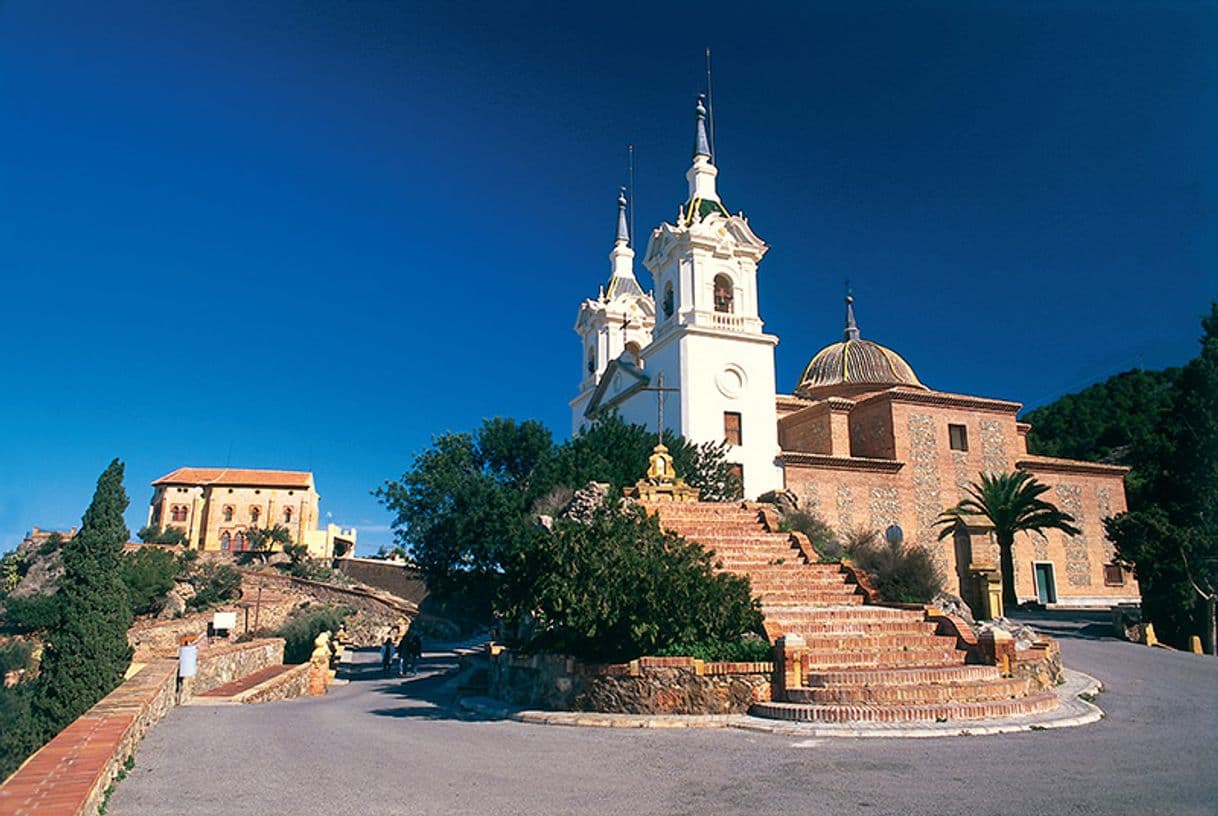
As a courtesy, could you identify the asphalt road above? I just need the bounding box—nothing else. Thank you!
[109,613,1217,816]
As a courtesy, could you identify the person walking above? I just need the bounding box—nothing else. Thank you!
[407,632,423,675]
[396,630,411,678]
[380,635,393,677]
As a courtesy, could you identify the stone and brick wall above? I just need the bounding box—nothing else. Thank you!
[489,649,773,714]
[780,387,1139,607]
[179,638,285,701]
[0,660,177,816]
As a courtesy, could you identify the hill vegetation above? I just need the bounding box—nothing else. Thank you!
[1024,303,1218,651]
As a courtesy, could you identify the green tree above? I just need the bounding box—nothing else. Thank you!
[499,506,763,663]
[136,525,188,546]
[937,471,1080,609]
[187,562,243,610]
[246,524,292,563]
[119,548,181,616]
[1022,367,1179,508]
[1106,303,1218,652]
[375,418,555,605]
[547,414,741,501]
[33,459,135,738]
[1,594,62,633]
[0,682,40,780]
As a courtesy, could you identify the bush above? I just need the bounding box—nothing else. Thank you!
[187,563,242,611]
[119,548,181,616]
[137,526,187,546]
[276,605,352,664]
[656,634,772,662]
[2,594,61,633]
[501,506,764,663]
[778,510,841,561]
[0,682,40,781]
[0,639,34,675]
[37,533,64,557]
[845,530,944,604]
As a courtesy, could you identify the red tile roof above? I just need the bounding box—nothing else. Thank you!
[152,467,314,489]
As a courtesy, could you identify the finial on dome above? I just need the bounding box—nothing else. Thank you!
[844,291,860,342]
[693,94,711,159]
[616,186,629,246]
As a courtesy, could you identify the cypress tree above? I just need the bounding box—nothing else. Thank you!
[33,459,135,734]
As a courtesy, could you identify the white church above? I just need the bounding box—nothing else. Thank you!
[568,95,1139,609]
[570,96,783,498]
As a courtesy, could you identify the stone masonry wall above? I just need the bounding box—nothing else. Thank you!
[180,638,285,701]
[782,391,1136,605]
[490,650,772,715]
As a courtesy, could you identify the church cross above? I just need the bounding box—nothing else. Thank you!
[640,371,679,448]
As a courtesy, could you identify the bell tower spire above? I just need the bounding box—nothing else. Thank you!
[607,186,642,298]
[686,94,720,203]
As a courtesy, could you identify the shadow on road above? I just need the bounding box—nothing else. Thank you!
[1008,609,1121,642]
[343,646,507,723]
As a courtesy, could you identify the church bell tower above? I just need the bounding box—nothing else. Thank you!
[638,95,782,497]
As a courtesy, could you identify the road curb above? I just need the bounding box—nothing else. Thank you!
[458,668,1105,738]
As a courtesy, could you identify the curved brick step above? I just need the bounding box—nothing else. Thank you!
[798,633,959,651]
[788,676,1033,706]
[779,628,940,638]
[801,648,969,670]
[762,595,865,608]
[750,691,1059,724]
[762,605,924,620]
[805,664,1003,687]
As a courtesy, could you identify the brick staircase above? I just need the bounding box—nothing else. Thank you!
[643,501,1057,724]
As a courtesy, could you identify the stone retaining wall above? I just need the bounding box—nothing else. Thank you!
[490,648,773,714]
[234,662,313,704]
[0,660,178,816]
[334,558,430,606]
[180,638,285,701]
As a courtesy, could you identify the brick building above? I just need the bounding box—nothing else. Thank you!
[146,468,356,559]
[569,96,1136,608]
[776,298,1137,608]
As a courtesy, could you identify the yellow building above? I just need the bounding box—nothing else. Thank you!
[146,468,356,559]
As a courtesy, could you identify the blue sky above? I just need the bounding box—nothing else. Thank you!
[1,1,1214,555]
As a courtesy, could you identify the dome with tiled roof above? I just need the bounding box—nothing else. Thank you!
[795,296,925,397]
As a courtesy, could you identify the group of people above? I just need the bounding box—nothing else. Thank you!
[381,627,423,677]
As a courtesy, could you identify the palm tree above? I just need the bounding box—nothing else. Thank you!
[937,471,1081,610]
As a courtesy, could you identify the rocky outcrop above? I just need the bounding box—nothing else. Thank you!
[561,482,611,523]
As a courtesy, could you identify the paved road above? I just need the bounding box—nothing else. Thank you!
[110,614,1216,816]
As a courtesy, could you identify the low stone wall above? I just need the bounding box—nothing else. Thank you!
[180,638,285,701]
[0,660,177,816]
[1012,640,1063,691]
[236,662,313,704]
[489,648,773,714]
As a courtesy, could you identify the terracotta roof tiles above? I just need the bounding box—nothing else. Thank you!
[152,467,314,489]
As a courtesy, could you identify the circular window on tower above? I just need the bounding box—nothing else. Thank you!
[715,365,747,398]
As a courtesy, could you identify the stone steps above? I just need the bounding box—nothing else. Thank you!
[804,664,1003,687]
[797,647,968,670]
[750,691,1060,724]
[646,501,1058,724]
[787,676,1032,706]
